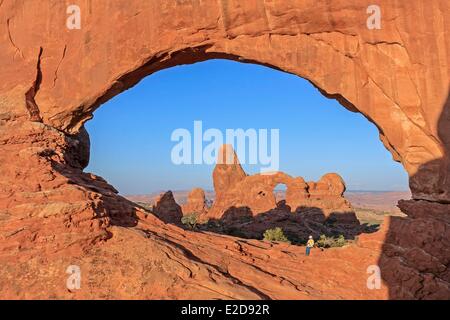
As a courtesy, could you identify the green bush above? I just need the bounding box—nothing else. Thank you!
[316,234,346,248]
[336,234,346,247]
[135,202,152,211]
[263,227,290,243]
[181,213,198,229]
[316,234,327,247]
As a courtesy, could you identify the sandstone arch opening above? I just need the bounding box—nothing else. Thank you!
[84,59,407,245]
[274,183,287,206]
[85,58,408,192]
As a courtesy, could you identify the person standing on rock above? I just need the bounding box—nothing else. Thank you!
[306,235,314,256]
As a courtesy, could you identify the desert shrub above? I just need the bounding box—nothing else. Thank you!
[263,227,290,243]
[336,234,346,247]
[181,213,198,229]
[135,201,153,211]
[316,234,346,248]
[316,234,327,247]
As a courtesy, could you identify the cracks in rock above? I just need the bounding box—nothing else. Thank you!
[52,45,67,89]
[25,47,43,122]
[352,35,437,163]
[4,227,25,238]
[145,228,324,297]
[404,197,450,206]
[293,30,362,61]
[364,72,436,159]
[393,23,413,65]
[393,23,432,137]
[279,276,316,296]
[365,40,404,47]
[217,0,229,38]
[310,72,407,167]
[308,34,358,59]
[366,32,427,134]
[141,228,271,299]
[6,18,24,59]
[301,30,428,147]
[261,0,272,32]
[159,248,194,279]
[303,29,358,38]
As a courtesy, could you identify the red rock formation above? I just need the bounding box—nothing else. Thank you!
[0,0,449,299]
[309,173,346,197]
[208,145,356,224]
[213,144,247,201]
[305,174,357,224]
[2,0,448,202]
[151,191,183,225]
[285,177,309,209]
[181,188,208,216]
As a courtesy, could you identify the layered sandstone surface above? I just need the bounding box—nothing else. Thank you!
[0,0,449,299]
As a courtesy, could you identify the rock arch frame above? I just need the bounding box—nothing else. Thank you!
[0,0,449,299]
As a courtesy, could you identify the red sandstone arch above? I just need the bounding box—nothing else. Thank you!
[2,0,449,201]
[0,0,449,299]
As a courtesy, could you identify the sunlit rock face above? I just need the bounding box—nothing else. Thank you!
[181,188,208,216]
[207,145,356,224]
[0,0,449,299]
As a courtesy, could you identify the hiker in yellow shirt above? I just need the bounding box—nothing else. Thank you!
[306,235,314,256]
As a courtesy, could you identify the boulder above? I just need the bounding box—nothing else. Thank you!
[181,187,208,216]
[151,191,183,225]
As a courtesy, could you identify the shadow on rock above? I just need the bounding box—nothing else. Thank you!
[376,91,450,299]
[200,203,376,245]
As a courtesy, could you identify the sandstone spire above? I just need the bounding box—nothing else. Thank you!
[212,144,247,200]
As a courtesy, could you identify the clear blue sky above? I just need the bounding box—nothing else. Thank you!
[84,59,408,195]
